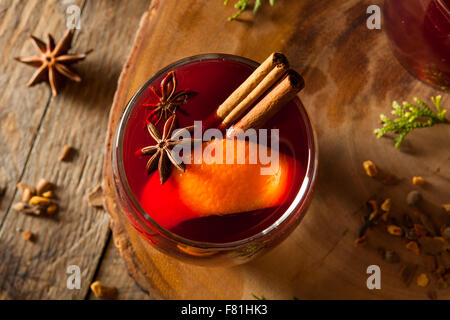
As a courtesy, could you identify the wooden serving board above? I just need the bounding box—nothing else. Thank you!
[103,0,450,299]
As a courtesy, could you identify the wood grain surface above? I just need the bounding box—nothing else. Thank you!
[104,0,450,300]
[0,0,150,299]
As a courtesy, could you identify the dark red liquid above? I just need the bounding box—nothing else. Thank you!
[122,58,311,243]
[384,0,450,90]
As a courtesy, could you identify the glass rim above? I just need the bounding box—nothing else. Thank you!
[436,0,450,17]
[112,53,319,249]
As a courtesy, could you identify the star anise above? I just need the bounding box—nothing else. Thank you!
[143,71,197,125]
[15,29,92,96]
[141,114,196,184]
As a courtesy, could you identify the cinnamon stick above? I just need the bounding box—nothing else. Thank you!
[228,70,304,135]
[216,53,288,120]
[220,62,288,128]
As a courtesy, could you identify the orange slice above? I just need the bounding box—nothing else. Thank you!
[140,138,296,229]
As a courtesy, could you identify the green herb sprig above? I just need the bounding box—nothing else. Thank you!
[374,96,449,148]
[224,0,275,21]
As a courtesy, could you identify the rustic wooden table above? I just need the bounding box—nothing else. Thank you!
[0,0,151,299]
[1,0,449,300]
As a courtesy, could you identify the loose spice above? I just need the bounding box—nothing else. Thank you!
[406,190,422,206]
[46,204,58,215]
[87,184,104,208]
[90,281,117,300]
[21,230,33,241]
[354,235,367,247]
[42,190,54,198]
[412,176,425,186]
[362,160,378,177]
[380,198,391,212]
[36,179,53,195]
[14,29,92,96]
[405,241,420,255]
[29,196,51,206]
[58,145,76,162]
[21,187,34,202]
[358,164,449,297]
[417,273,429,287]
[14,179,58,216]
[387,225,403,237]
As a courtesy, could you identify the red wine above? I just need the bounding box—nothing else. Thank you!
[122,57,312,243]
[384,0,450,90]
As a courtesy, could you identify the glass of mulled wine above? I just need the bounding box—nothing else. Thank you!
[384,0,450,90]
[112,54,318,266]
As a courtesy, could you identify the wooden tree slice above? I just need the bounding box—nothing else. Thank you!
[103,0,450,299]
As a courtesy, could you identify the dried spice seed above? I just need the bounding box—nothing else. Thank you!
[367,200,379,216]
[400,264,418,287]
[13,202,44,216]
[354,235,367,247]
[29,196,51,207]
[385,250,400,263]
[36,179,53,195]
[405,241,420,255]
[21,230,33,241]
[17,182,36,198]
[362,160,378,177]
[380,198,391,212]
[58,145,76,162]
[13,202,28,212]
[17,182,30,194]
[87,184,104,208]
[412,176,425,186]
[90,281,118,300]
[417,273,429,287]
[46,204,58,215]
[387,225,403,236]
[42,190,54,198]
[406,190,422,206]
[21,187,34,202]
